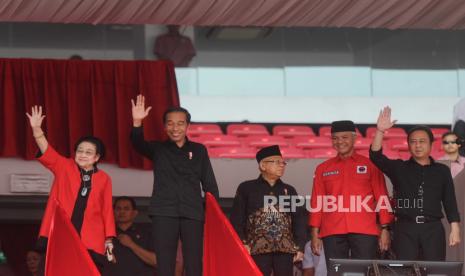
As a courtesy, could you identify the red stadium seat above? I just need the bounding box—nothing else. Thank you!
[354,138,372,150]
[306,148,337,159]
[279,147,306,159]
[190,134,241,148]
[382,149,401,159]
[226,124,269,137]
[318,126,332,137]
[244,135,289,149]
[431,128,450,140]
[188,123,222,137]
[386,138,408,151]
[209,147,256,158]
[432,140,445,157]
[366,127,406,139]
[272,125,315,138]
[430,150,443,160]
[292,136,332,149]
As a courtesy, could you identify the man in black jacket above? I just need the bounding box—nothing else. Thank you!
[130,95,219,276]
[370,106,460,260]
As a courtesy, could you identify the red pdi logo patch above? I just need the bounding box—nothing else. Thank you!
[356,165,367,174]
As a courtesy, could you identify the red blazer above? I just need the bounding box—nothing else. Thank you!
[38,146,116,254]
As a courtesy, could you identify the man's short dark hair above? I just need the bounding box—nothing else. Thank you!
[113,196,137,210]
[163,107,191,124]
[407,125,434,144]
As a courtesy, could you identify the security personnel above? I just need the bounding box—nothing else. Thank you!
[309,120,393,269]
[104,196,156,276]
[230,145,306,276]
[370,106,461,260]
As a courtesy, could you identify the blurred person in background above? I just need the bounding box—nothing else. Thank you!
[440,131,465,178]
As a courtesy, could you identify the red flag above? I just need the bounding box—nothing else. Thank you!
[45,200,100,276]
[203,193,262,276]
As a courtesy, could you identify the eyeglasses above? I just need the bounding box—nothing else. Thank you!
[442,140,458,145]
[263,160,288,166]
[76,149,97,156]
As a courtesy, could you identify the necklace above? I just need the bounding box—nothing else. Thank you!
[80,168,94,197]
[81,184,90,197]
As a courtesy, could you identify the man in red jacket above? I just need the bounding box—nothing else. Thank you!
[309,120,393,271]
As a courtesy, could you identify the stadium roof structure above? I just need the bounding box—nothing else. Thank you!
[1,0,465,30]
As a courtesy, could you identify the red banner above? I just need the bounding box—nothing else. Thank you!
[45,200,100,276]
[203,193,262,276]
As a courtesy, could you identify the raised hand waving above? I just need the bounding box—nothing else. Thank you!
[376,106,397,132]
[26,105,46,128]
[131,95,152,124]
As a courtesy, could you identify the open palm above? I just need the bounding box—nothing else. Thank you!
[377,106,397,131]
[26,105,45,128]
[131,94,152,121]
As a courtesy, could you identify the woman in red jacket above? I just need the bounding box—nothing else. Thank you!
[27,106,116,271]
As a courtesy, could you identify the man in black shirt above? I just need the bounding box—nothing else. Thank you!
[130,95,219,276]
[230,145,306,276]
[370,106,461,260]
[104,196,156,276]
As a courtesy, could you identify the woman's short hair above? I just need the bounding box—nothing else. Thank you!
[74,136,106,160]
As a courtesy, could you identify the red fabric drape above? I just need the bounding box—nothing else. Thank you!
[203,193,262,276]
[0,58,179,169]
[45,200,99,276]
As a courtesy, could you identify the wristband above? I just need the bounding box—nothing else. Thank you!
[380,224,391,230]
[34,133,45,139]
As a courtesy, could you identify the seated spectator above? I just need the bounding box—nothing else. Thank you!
[302,240,326,276]
[26,250,43,276]
[104,196,156,276]
[440,131,465,178]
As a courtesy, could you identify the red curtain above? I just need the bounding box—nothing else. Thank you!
[0,58,179,169]
[203,193,262,276]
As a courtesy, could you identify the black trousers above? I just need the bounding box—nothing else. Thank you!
[152,216,204,276]
[88,250,106,273]
[322,233,378,272]
[252,252,294,276]
[393,221,445,261]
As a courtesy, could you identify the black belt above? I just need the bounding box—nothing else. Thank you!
[395,215,440,224]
